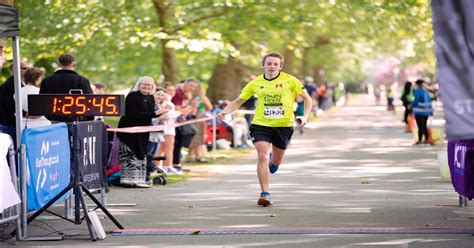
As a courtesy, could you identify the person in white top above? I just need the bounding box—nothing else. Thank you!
[20,67,51,128]
[156,87,182,174]
[160,94,182,174]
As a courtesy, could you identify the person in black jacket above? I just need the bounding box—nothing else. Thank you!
[117,76,169,187]
[39,53,93,122]
[0,61,29,146]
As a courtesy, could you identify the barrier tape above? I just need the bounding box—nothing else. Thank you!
[107,117,212,133]
[107,109,255,134]
[235,110,255,114]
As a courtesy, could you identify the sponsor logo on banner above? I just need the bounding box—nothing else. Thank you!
[35,140,61,191]
[454,99,474,115]
[454,144,466,176]
[41,140,49,155]
[83,136,96,168]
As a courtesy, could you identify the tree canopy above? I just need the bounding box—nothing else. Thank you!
[1,0,434,96]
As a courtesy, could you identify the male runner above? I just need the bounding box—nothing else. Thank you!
[219,52,313,206]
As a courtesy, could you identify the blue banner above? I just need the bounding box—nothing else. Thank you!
[22,123,70,211]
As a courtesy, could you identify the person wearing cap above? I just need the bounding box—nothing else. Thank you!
[218,52,313,207]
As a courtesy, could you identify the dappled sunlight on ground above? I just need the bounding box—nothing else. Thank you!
[27,95,473,247]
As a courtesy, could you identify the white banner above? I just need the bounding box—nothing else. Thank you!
[432,0,474,140]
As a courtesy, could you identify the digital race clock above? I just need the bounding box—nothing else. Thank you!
[28,94,124,117]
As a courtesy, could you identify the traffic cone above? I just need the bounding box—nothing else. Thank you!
[427,128,433,143]
[406,114,415,132]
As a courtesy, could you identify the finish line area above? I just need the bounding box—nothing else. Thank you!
[112,226,474,236]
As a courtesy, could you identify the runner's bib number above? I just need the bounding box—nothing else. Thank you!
[264,106,284,119]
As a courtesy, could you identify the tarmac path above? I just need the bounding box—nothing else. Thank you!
[15,94,474,247]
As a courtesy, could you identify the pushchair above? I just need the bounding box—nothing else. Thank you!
[106,131,167,186]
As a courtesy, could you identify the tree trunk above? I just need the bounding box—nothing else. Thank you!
[160,39,178,83]
[313,65,325,84]
[153,0,178,83]
[282,48,296,76]
[300,47,311,78]
[207,56,245,104]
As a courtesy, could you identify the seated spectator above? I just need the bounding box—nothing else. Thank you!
[117,76,168,187]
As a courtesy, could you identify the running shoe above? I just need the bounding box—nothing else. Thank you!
[413,141,422,146]
[257,192,273,206]
[422,141,434,146]
[166,167,183,175]
[268,153,279,174]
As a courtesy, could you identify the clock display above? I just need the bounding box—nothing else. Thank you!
[28,94,124,117]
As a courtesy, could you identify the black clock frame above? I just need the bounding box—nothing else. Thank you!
[28,94,124,117]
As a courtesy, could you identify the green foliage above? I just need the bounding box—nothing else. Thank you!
[5,0,434,88]
[15,0,162,89]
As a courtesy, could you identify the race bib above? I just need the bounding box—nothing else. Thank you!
[264,106,284,119]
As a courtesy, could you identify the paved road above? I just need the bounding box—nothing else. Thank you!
[11,95,474,247]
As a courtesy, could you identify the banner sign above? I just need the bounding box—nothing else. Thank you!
[0,134,20,213]
[431,1,474,140]
[447,140,474,199]
[23,123,70,211]
[73,120,107,190]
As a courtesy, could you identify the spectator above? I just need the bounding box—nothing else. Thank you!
[187,83,213,162]
[386,87,395,112]
[164,82,176,97]
[117,76,168,187]
[156,93,182,174]
[148,88,166,157]
[241,74,257,127]
[303,76,317,115]
[93,82,107,94]
[214,100,250,148]
[0,61,29,146]
[373,85,381,105]
[39,53,94,122]
[400,81,414,126]
[171,78,198,172]
[316,83,327,110]
[154,79,162,89]
[19,67,50,128]
[294,94,305,134]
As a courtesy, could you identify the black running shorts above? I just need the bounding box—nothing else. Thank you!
[249,124,294,150]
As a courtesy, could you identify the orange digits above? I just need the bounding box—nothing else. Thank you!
[92,97,104,113]
[105,97,116,114]
[62,96,73,114]
[75,96,86,114]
